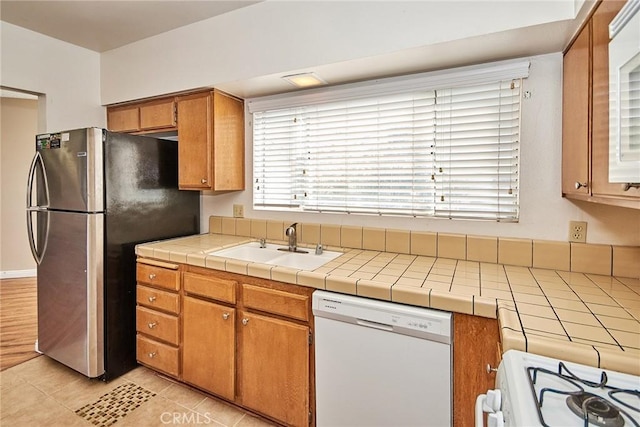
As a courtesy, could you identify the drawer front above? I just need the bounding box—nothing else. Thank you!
[136,335,179,378]
[184,272,236,304]
[136,263,179,291]
[242,284,309,322]
[137,285,179,314]
[136,306,179,345]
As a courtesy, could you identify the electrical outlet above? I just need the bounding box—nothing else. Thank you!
[569,221,587,243]
[233,204,244,218]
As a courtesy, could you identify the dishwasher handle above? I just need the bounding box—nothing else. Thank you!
[356,318,393,332]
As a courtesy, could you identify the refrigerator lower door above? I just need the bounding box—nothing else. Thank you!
[37,210,104,378]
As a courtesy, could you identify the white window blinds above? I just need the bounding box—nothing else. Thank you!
[251,59,528,221]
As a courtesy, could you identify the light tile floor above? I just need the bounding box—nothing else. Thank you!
[0,356,274,427]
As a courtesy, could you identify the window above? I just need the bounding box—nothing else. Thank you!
[250,59,529,221]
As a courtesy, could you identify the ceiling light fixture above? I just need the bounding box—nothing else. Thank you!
[281,72,327,88]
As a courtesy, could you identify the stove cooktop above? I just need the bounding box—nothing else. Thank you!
[496,350,640,427]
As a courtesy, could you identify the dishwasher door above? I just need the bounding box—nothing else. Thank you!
[313,290,452,427]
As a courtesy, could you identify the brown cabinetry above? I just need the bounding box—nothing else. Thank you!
[238,310,310,427]
[135,260,181,378]
[182,296,236,401]
[562,0,639,208]
[176,90,245,191]
[452,313,500,427]
[107,97,176,133]
[149,265,314,427]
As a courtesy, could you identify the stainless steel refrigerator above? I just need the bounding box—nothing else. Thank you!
[26,128,200,379]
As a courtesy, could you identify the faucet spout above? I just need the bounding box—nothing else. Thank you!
[285,223,297,252]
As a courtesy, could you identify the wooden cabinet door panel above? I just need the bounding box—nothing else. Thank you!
[562,23,591,195]
[182,296,235,401]
[453,314,500,427]
[212,91,245,191]
[107,107,139,132]
[591,0,638,198]
[238,311,309,427]
[177,93,212,189]
[140,99,176,130]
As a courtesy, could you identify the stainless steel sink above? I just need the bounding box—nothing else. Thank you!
[207,242,342,270]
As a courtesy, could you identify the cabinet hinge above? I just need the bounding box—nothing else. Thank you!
[309,410,313,425]
[173,104,178,124]
[308,331,313,345]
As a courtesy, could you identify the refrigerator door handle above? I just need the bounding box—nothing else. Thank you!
[26,152,50,264]
[26,151,50,209]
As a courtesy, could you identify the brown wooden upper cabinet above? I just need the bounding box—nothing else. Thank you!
[107,97,177,133]
[562,0,639,209]
[176,90,244,191]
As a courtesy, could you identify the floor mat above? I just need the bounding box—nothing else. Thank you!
[75,382,156,426]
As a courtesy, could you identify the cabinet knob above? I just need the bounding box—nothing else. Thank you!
[242,318,249,326]
[149,273,156,280]
[148,322,157,329]
[148,296,157,302]
[201,178,208,184]
[222,313,230,320]
[574,181,588,190]
[486,364,498,374]
[148,351,157,358]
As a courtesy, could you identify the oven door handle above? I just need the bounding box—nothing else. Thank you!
[475,391,504,427]
[475,394,487,427]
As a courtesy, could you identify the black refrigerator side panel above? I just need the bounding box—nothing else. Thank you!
[102,131,200,380]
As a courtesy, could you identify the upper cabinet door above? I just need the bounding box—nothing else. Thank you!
[591,0,639,198]
[177,92,212,190]
[177,90,245,191]
[107,106,139,133]
[139,99,176,131]
[562,22,591,196]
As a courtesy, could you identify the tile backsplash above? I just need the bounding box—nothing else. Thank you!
[208,216,640,278]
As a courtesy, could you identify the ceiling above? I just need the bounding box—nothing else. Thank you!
[0,1,261,52]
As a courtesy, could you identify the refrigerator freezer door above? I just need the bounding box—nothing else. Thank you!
[35,128,104,212]
[37,210,104,378]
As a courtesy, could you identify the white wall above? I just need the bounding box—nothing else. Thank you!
[0,98,38,277]
[0,22,104,132]
[203,53,640,246]
[100,0,575,104]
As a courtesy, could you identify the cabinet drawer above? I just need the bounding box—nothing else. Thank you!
[184,272,236,304]
[136,335,179,378]
[136,306,179,345]
[137,285,179,314]
[242,284,309,322]
[136,263,179,291]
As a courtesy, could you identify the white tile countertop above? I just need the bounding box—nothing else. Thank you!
[136,233,640,376]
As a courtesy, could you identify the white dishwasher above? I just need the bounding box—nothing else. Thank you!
[313,290,452,427]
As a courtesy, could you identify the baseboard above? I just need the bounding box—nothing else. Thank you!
[0,269,37,279]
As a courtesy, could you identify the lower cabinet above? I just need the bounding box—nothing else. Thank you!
[182,296,236,401]
[238,310,310,427]
[452,313,500,427]
[136,262,315,426]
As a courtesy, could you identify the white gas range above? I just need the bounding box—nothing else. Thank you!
[477,350,640,427]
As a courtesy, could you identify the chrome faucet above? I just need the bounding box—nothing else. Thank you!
[285,223,298,251]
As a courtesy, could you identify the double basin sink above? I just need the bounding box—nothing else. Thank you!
[207,241,342,271]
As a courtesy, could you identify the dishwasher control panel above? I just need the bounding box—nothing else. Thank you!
[313,290,452,344]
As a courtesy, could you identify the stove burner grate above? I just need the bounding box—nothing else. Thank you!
[566,392,624,427]
[527,363,640,427]
[609,390,640,414]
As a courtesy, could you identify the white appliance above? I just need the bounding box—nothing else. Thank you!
[609,0,640,185]
[476,350,640,426]
[312,290,452,427]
